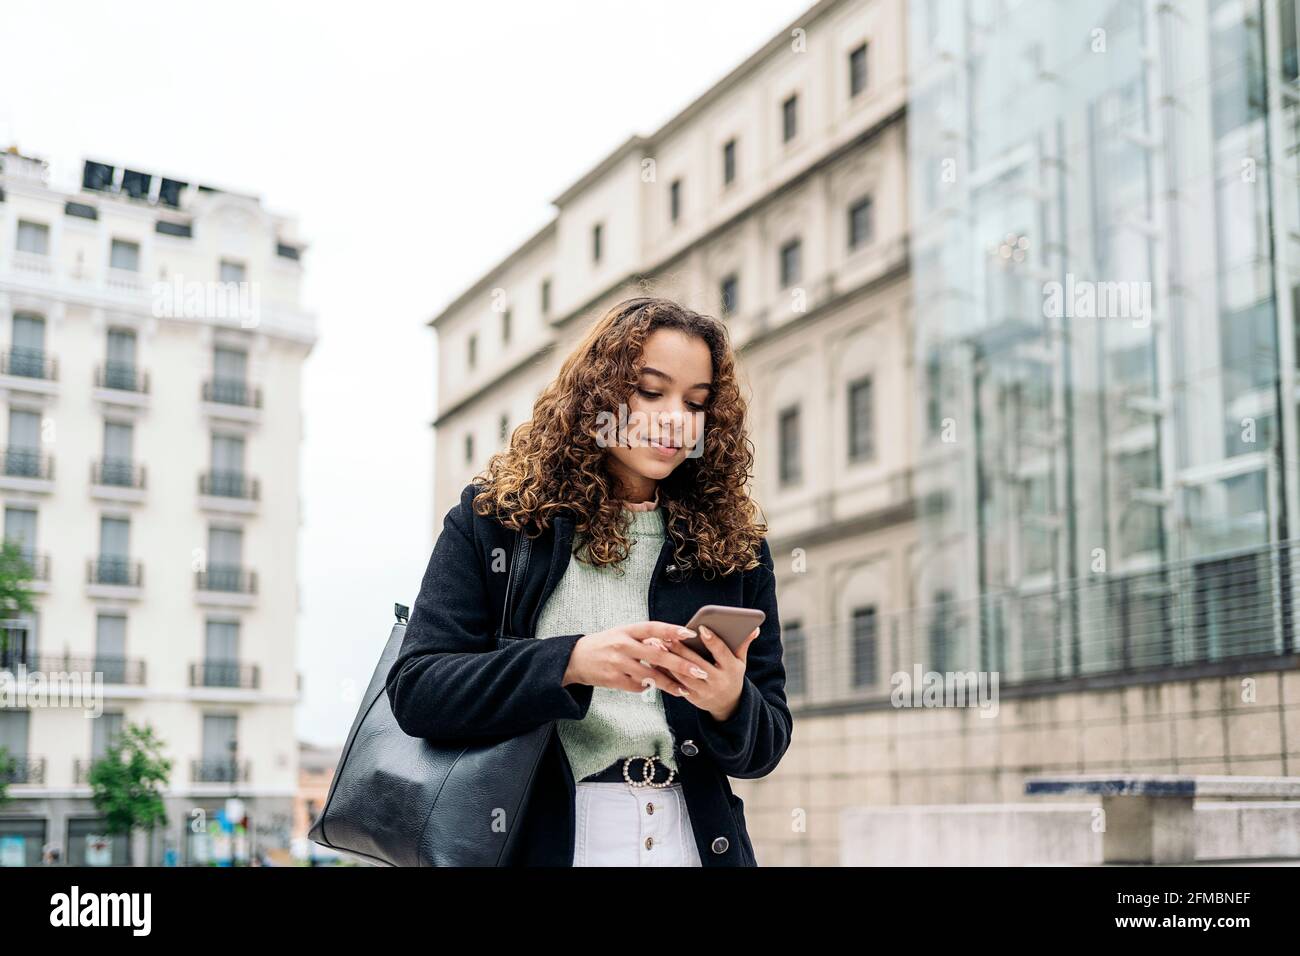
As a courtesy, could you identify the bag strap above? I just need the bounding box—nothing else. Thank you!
[499,529,532,638]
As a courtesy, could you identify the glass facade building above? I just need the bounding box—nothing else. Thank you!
[908,0,1300,682]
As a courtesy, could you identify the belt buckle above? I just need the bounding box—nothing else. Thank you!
[622,754,674,789]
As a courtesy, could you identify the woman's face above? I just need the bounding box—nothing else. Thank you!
[605,328,713,497]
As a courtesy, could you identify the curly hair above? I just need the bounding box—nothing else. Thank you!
[470,296,767,579]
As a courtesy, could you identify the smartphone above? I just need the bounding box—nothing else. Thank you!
[679,604,766,662]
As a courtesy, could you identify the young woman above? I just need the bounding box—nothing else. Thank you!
[386,296,792,866]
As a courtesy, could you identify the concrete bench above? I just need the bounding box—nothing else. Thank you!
[1024,774,1300,864]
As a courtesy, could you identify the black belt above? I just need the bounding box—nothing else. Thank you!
[580,754,678,787]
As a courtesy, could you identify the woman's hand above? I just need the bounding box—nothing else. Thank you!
[562,622,704,697]
[655,625,760,722]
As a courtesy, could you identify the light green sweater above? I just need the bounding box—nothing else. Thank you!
[534,503,680,782]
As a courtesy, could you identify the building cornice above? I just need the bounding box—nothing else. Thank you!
[432,341,559,427]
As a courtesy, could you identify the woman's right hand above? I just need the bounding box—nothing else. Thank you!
[562,622,703,697]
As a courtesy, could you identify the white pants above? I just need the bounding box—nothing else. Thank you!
[572,781,703,866]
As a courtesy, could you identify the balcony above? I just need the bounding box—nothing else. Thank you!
[189,660,260,690]
[198,470,259,514]
[11,550,50,593]
[91,458,147,504]
[0,755,46,786]
[0,347,58,395]
[86,556,143,600]
[0,447,55,494]
[201,378,262,424]
[93,362,150,408]
[195,565,257,608]
[191,758,251,784]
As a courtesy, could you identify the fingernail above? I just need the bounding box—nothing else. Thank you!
[690,666,708,679]
[677,627,695,638]
[681,688,691,696]
[700,626,713,639]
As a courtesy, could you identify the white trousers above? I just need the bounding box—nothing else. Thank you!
[572,780,704,866]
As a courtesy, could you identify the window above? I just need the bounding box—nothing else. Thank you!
[499,414,510,444]
[720,274,739,316]
[464,433,475,464]
[105,328,138,390]
[467,333,477,370]
[10,313,47,377]
[849,42,869,97]
[97,516,132,585]
[779,238,802,288]
[211,346,249,405]
[592,222,603,263]
[849,376,874,461]
[929,590,955,672]
[91,708,124,759]
[502,309,512,345]
[109,239,140,272]
[16,220,49,255]
[94,617,128,685]
[782,94,799,142]
[779,405,802,485]
[852,606,878,687]
[219,260,246,283]
[784,620,805,696]
[207,527,243,592]
[848,196,874,250]
[722,139,737,186]
[102,421,135,486]
[205,620,239,664]
[541,278,552,315]
[669,179,682,224]
[212,433,245,476]
[6,409,42,477]
[4,507,37,561]
[201,714,238,768]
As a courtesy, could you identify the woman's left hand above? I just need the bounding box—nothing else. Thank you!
[649,625,760,722]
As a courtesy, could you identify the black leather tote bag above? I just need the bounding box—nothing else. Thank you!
[307,530,554,866]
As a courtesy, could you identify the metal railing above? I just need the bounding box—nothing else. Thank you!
[189,660,260,690]
[781,535,1300,708]
[0,347,57,381]
[202,378,262,408]
[0,756,46,785]
[92,458,146,489]
[191,758,250,783]
[195,566,257,594]
[94,362,149,393]
[86,556,143,587]
[0,653,139,684]
[3,447,54,480]
[199,470,259,500]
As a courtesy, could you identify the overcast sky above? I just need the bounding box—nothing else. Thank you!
[1,0,811,747]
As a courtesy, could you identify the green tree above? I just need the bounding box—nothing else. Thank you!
[0,537,36,663]
[87,723,172,866]
[0,745,14,809]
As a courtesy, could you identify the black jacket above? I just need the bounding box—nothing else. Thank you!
[385,480,793,866]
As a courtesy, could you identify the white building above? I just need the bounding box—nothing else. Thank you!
[429,0,909,865]
[0,148,315,865]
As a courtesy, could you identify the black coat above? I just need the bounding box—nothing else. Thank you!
[385,480,793,866]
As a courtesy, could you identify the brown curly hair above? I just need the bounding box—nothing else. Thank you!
[470,296,767,579]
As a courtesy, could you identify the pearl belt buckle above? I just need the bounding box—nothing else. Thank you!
[622,754,674,789]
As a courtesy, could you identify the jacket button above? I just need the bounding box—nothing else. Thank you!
[680,739,698,757]
[711,836,729,854]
